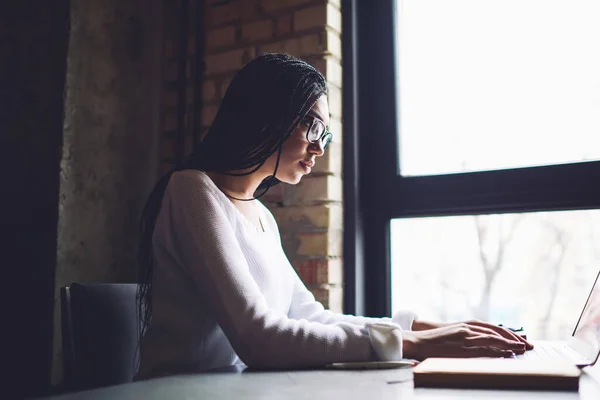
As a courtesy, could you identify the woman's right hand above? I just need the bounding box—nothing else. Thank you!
[402,322,527,361]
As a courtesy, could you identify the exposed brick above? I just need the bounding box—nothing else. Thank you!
[327,85,342,119]
[259,33,324,57]
[202,80,217,101]
[275,14,292,36]
[283,175,342,205]
[243,47,257,64]
[202,104,219,127]
[308,57,341,89]
[205,48,253,75]
[329,0,341,9]
[311,286,342,313]
[261,0,315,12]
[207,1,243,27]
[163,0,346,312]
[279,228,342,261]
[326,2,341,34]
[242,19,273,43]
[324,29,342,59]
[328,117,342,144]
[292,258,343,285]
[326,58,342,88]
[206,26,236,50]
[295,229,342,257]
[309,58,326,75]
[310,287,329,308]
[294,4,326,32]
[314,287,334,308]
[270,204,343,231]
[242,0,259,21]
[294,258,325,284]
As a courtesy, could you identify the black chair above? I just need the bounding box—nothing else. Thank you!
[61,283,140,391]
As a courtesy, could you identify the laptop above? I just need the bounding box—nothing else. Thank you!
[413,272,600,391]
[514,269,600,367]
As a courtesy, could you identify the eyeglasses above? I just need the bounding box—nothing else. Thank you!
[302,116,333,149]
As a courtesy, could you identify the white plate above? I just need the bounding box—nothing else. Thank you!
[326,360,418,370]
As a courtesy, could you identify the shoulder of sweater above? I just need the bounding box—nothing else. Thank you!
[168,170,216,199]
[167,170,236,219]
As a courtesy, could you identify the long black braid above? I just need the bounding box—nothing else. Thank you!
[136,53,327,343]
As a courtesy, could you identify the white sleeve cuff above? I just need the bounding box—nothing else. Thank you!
[365,322,403,361]
[391,310,418,331]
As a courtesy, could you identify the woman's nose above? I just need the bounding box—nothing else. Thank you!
[309,141,325,156]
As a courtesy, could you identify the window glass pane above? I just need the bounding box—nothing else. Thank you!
[396,0,600,176]
[391,210,600,340]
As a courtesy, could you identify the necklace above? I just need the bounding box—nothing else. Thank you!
[220,190,255,202]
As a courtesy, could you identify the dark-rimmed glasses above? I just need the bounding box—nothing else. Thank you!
[302,116,333,149]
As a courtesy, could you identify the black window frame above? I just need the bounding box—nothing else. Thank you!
[342,0,600,317]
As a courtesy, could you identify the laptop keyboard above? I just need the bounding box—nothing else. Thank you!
[515,344,581,362]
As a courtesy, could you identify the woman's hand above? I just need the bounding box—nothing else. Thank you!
[412,319,533,350]
[403,322,529,361]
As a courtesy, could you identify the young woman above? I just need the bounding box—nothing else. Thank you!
[135,53,531,379]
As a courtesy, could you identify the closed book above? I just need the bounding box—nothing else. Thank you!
[413,358,581,391]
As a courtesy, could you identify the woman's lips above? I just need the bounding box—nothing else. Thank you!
[299,161,313,173]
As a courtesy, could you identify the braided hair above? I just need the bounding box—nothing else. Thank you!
[137,53,327,337]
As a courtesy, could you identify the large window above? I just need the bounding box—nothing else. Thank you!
[390,0,600,339]
[396,0,600,177]
[346,0,600,339]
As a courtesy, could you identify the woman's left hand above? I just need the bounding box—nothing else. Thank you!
[412,319,534,350]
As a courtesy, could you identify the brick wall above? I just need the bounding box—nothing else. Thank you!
[160,0,344,311]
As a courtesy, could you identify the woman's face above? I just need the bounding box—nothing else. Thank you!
[264,95,330,185]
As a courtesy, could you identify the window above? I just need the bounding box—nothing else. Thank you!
[396,0,600,176]
[344,0,600,336]
[391,210,600,339]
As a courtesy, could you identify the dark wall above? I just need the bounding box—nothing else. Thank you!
[1,0,162,396]
[53,0,161,384]
[0,1,70,397]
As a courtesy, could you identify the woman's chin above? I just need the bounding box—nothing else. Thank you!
[276,173,303,185]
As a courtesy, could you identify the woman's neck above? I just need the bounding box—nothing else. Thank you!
[206,170,267,200]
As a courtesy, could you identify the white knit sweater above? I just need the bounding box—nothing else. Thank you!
[136,170,416,379]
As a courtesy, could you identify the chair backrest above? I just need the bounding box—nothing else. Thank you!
[61,283,140,391]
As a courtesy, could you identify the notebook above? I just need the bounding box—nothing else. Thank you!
[413,358,581,391]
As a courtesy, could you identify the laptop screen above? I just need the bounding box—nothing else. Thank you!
[572,271,600,361]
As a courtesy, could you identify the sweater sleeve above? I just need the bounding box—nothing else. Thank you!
[259,203,417,332]
[287,270,417,331]
[164,172,389,368]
